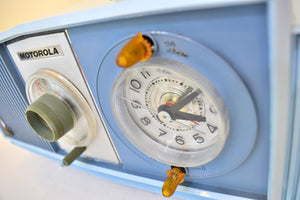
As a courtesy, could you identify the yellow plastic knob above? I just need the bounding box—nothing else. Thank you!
[116,32,152,68]
[162,168,185,197]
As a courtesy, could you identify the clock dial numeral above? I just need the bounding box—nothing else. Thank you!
[112,58,230,167]
[207,123,218,133]
[209,105,217,114]
[131,100,141,109]
[140,71,151,79]
[159,128,167,137]
[193,133,204,143]
[140,117,151,125]
[130,79,141,93]
[175,136,185,145]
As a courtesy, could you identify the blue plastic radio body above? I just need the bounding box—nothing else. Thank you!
[0,1,299,199]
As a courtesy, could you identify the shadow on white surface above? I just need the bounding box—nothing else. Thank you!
[0,135,184,200]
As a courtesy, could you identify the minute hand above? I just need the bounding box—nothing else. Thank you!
[173,111,206,122]
[169,89,201,113]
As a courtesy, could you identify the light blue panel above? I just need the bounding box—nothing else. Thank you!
[0,1,271,199]
[67,3,268,198]
[97,31,257,178]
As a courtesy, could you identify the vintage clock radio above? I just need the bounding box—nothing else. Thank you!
[0,0,299,199]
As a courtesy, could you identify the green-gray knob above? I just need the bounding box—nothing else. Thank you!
[62,146,87,166]
[25,93,74,142]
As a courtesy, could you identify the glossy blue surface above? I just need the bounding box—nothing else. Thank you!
[97,31,257,176]
[0,2,270,199]
[67,3,268,197]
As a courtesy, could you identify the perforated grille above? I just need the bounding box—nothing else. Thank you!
[0,55,56,151]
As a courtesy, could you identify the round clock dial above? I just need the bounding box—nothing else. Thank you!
[98,31,257,176]
[111,57,229,167]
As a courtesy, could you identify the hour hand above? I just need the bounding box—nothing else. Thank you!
[158,105,206,122]
[173,111,206,122]
[168,89,201,113]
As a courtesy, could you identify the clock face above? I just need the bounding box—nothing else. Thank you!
[111,57,230,167]
[98,31,257,176]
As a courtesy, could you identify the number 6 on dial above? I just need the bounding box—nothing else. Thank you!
[111,57,229,167]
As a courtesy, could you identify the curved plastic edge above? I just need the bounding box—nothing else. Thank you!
[4,135,265,200]
[284,35,300,200]
[267,0,293,199]
[0,0,265,43]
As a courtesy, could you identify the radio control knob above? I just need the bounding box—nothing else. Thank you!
[25,93,74,142]
[162,167,186,197]
[116,32,152,68]
[25,70,97,166]
[62,146,87,166]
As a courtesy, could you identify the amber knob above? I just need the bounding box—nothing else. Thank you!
[116,32,152,68]
[162,167,185,197]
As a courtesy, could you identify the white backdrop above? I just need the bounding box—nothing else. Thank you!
[0,135,183,200]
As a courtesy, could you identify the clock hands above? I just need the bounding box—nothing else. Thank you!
[157,89,206,122]
[121,96,202,131]
[173,111,206,122]
[175,86,193,103]
[169,89,202,113]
